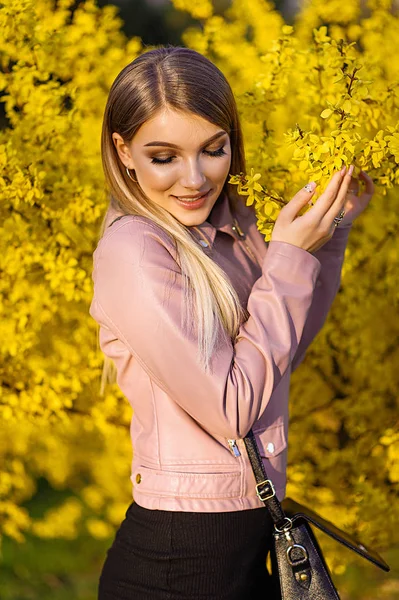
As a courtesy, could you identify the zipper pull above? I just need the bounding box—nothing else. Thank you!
[227,439,241,457]
[232,218,258,265]
[231,219,245,238]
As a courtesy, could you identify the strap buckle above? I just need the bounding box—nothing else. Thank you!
[255,479,276,501]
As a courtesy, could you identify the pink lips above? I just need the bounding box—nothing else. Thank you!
[173,190,211,210]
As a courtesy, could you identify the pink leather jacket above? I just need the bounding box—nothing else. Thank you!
[89,190,352,512]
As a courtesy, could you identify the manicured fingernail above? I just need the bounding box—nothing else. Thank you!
[304,181,316,192]
[340,166,347,176]
[348,164,354,176]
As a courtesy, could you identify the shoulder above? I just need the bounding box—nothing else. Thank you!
[93,215,179,269]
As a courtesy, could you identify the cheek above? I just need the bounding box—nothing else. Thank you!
[198,152,231,181]
[204,157,231,188]
[137,161,178,192]
[212,156,231,180]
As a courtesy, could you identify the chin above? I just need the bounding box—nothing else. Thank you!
[175,210,211,227]
[166,201,213,228]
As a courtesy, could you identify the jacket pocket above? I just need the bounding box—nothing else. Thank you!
[131,463,241,499]
[249,422,288,495]
[252,421,287,458]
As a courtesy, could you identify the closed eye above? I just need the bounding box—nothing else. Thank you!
[150,146,227,165]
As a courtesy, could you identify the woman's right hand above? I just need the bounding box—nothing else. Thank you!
[271,165,354,254]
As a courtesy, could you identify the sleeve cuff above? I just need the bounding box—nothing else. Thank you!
[265,240,322,279]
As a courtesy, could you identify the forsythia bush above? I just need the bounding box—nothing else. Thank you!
[174,0,399,571]
[0,0,397,581]
[0,0,143,542]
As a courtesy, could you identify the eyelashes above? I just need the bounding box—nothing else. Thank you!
[150,146,227,165]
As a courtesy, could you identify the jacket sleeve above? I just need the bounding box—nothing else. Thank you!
[89,217,321,440]
[291,223,352,372]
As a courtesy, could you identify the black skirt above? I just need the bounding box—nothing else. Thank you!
[98,500,280,600]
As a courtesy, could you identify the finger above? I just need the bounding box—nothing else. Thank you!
[310,167,347,219]
[279,181,317,222]
[359,170,375,199]
[323,165,354,225]
[347,177,360,195]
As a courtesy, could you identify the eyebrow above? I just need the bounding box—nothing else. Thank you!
[143,131,228,149]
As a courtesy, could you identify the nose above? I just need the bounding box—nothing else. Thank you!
[180,157,207,189]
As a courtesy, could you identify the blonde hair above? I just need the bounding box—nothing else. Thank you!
[97,46,249,395]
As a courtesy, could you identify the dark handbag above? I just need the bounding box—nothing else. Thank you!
[243,428,390,599]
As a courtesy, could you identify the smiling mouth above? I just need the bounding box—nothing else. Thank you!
[173,190,211,202]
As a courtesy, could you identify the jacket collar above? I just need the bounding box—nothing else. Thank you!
[106,190,242,249]
[188,190,238,249]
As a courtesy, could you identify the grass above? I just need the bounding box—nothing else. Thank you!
[0,527,109,600]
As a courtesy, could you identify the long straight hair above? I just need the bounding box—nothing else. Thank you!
[98,46,248,394]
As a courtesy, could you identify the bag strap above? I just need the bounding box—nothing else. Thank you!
[243,429,290,530]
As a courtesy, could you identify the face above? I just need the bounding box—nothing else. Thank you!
[112,107,232,226]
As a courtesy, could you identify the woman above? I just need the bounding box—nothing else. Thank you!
[89,46,374,600]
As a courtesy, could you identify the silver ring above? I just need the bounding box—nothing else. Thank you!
[304,184,314,193]
[333,208,346,227]
[274,517,293,533]
[286,544,309,566]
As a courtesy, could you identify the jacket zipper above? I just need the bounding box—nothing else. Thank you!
[227,438,241,457]
[192,217,256,460]
[231,218,259,265]
[192,218,250,461]
[227,218,255,460]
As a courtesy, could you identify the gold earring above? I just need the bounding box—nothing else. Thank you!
[126,166,138,183]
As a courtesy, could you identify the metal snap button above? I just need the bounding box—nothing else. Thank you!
[136,474,142,484]
[266,442,275,454]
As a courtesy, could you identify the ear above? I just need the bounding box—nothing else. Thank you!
[112,132,135,169]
